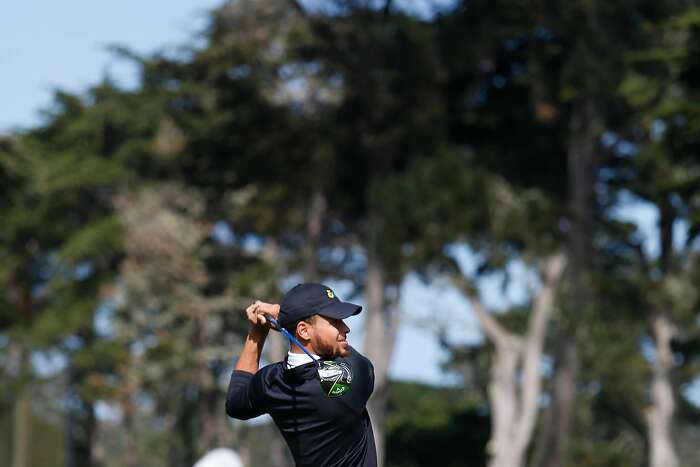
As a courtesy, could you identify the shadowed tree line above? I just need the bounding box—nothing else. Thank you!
[2,1,700,466]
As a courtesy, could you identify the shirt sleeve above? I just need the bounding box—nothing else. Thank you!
[225,369,267,420]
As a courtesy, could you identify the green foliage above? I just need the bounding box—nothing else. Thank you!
[385,381,489,467]
[57,216,123,265]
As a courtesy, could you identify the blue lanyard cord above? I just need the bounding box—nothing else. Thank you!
[265,315,321,369]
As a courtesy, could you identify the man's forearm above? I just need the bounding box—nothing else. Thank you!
[234,330,269,374]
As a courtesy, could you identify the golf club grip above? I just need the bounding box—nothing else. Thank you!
[264,314,282,332]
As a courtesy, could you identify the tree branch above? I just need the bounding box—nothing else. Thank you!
[457,279,513,348]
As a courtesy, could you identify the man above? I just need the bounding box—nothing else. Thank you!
[226,283,377,467]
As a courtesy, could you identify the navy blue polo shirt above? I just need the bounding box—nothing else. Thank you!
[226,346,377,467]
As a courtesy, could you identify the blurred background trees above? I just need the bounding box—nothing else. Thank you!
[2,0,700,466]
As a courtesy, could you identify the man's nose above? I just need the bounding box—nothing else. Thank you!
[341,320,350,334]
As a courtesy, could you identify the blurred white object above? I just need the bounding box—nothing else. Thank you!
[193,447,243,467]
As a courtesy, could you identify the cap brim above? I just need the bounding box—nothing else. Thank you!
[316,300,362,320]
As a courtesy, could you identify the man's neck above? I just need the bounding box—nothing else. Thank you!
[289,343,316,355]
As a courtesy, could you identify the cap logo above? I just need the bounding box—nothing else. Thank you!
[326,289,334,299]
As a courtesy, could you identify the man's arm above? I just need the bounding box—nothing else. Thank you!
[226,301,280,420]
[234,300,280,373]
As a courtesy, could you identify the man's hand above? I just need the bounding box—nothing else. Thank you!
[235,301,281,374]
[245,300,281,335]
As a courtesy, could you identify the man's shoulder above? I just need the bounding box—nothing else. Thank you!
[259,360,286,377]
[250,361,286,387]
[348,346,373,369]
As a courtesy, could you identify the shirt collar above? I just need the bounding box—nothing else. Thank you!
[286,350,320,369]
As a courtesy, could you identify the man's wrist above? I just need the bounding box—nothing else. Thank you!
[248,327,269,342]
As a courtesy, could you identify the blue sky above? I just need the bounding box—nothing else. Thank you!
[0,0,222,132]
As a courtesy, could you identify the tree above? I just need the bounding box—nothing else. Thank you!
[438,2,688,465]
[372,146,568,467]
[610,10,700,461]
[459,255,566,467]
[0,86,128,466]
[113,183,262,465]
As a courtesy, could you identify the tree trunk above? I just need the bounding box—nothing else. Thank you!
[532,334,578,467]
[196,308,227,456]
[540,97,597,467]
[643,198,680,467]
[488,342,523,467]
[120,394,139,467]
[363,244,400,467]
[646,314,679,467]
[364,252,387,467]
[303,188,327,282]
[9,294,32,467]
[12,386,31,467]
[81,402,96,467]
[198,365,222,455]
[64,363,96,467]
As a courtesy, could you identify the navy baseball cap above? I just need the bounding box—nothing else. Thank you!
[279,283,362,328]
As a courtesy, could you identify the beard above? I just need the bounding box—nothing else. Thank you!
[314,337,349,358]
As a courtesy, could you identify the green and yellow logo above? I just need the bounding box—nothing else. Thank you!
[328,383,350,397]
[326,289,334,299]
[318,361,353,398]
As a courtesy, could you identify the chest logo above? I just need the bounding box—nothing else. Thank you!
[318,361,352,398]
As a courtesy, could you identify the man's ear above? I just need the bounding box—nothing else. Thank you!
[297,321,311,341]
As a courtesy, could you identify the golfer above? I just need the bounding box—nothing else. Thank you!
[226,283,377,467]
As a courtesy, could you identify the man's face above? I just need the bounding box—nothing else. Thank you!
[303,315,351,358]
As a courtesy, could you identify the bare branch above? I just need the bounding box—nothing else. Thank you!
[455,277,513,348]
